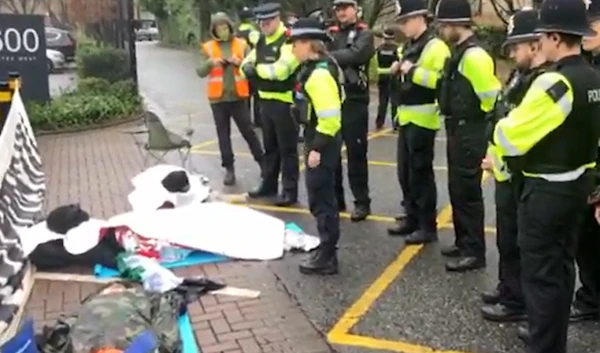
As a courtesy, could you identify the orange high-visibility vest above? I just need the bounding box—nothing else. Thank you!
[202,38,250,100]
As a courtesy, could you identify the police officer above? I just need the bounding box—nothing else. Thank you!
[493,0,600,350]
[570,0,600,323]
[435,0,501,272]
[480,8,547,323]
[237,7,262,128]
[241,3,300,207]
[386,0,450,245]
[289,18,344,275]
[375,28,399,130]
[329,0,375,221]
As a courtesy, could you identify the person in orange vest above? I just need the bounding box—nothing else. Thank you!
[197,12,265,186]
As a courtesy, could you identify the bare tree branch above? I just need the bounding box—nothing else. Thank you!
[0,0,20,13]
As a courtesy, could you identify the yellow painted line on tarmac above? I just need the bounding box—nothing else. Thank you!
[240,202,496,235]
[190,133,242,152]
[191,149,449,171]
[326,172,492,353]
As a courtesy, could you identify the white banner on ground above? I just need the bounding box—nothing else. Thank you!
[0,89,45,334]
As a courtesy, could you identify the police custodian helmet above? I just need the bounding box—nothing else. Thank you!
[239,7,254,21]
[502,8,540,49]
[395,0,428,21]
[587,0,600,21]
[435,0,472,25]
[535,0,595,36]
[288,18,332,43]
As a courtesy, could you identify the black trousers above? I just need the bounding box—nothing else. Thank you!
[248,81,262,127]
[495,178,524,309]
[261,99,299,195]
[305,134,342,250]
[519,175,592,353]
[397,123,437,231]
[376,78,397,128]
[574,202,600,313]
[445,119,486,258]
[335,100,370,207]
[210,100,264,168]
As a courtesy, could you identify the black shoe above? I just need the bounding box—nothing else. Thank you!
[569,305,599,323]
[248,184,277,198]
[387,219,417,236]
[481,289,501,305]
[481,303,527,322]
[441,245,461,257]
[299,248,339,275]
[445,256,486,272]
[350,205,370,222]
[405,230,438,245]
[517,325,529,344]
[275,193,297,207]
[223,167,236,186]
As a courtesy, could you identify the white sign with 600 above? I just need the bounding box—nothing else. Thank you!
[0,28,40,54]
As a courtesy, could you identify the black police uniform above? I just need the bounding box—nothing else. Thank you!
[329,0,375,221]
[506,1,600,351]
[436,0,490,271]
[572,0,600,323]
[480,9,545,322]
[388,0,441,245]
[375,29,399,129]
[289,19,344,275]
[237,7,262,128]
[246,2,300,206]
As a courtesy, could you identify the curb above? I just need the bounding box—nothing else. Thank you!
[34,113,143,137]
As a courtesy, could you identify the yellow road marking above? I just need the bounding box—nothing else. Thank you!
[190,133,242,152]
[192,150,449,171]
[327,172,492,353]
[242,202,496,234]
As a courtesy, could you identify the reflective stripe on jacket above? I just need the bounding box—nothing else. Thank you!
[202,38,250,100]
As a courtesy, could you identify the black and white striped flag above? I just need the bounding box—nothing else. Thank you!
[0,89,45,334]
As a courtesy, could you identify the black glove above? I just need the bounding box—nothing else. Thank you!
[242,64,257,79]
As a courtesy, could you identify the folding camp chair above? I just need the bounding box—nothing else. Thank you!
[128,111,194,170]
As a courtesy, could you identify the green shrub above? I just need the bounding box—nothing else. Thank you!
[28,79,141,131]
[475,24,507,59]
[77,45,131,83]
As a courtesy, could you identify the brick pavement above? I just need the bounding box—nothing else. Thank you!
[27,126,333,353]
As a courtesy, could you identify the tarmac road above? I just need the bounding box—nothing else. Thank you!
[136,41,600,353]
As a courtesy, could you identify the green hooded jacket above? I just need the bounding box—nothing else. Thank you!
[197,12,249,103]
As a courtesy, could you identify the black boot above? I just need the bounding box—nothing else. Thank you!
[517,325,530,343]
[275,192,297,207]
[299,247,339,275]
[405,230,438,245]
[440,245,462,257]
[481,288,501,305]
[388,218,417,236]
[569,304,599,322]
[223,167,236,186]
[338,198,347,212]
[350,204,370,222]
[248,183,277,199]
[481,303,527,322]
[445,257,486,272]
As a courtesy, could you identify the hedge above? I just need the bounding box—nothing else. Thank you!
[28,78,142,131]
[76,43,132,83]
